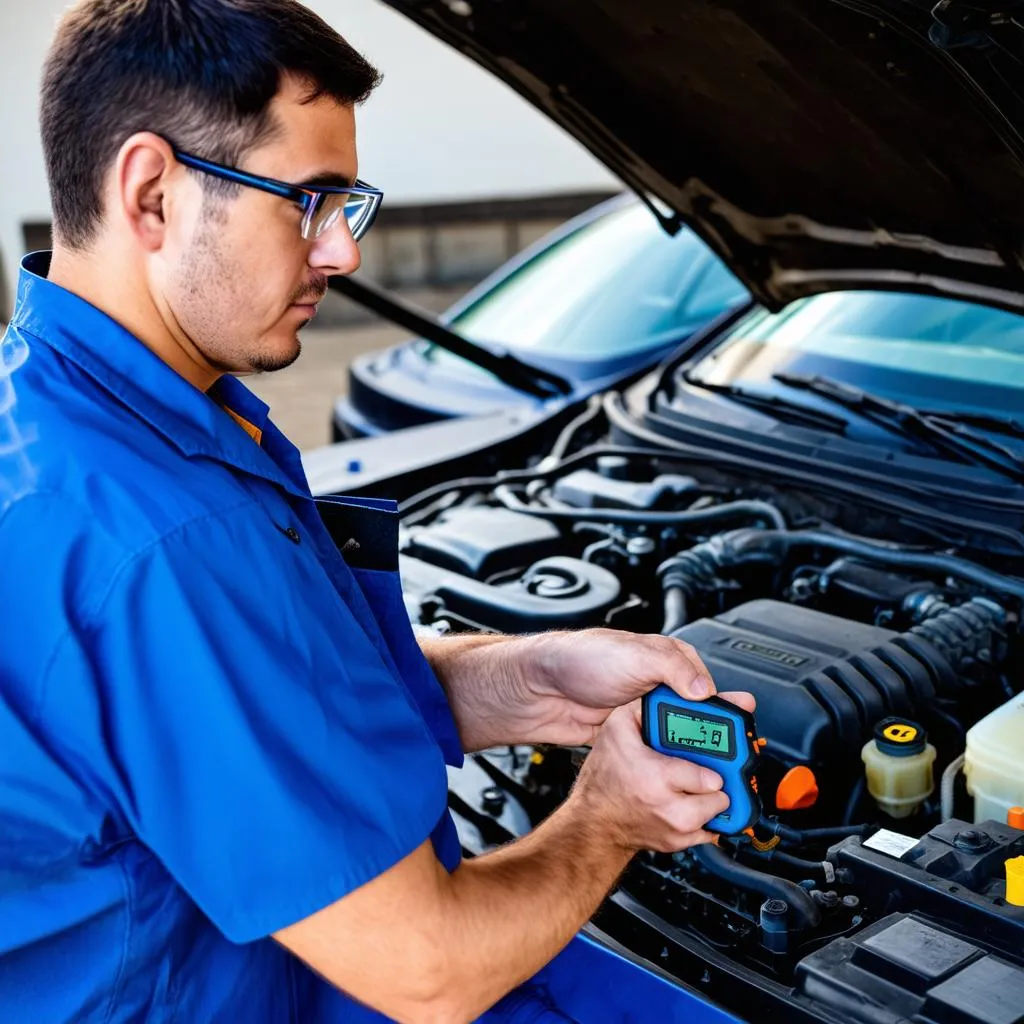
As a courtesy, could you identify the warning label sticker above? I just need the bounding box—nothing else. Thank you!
[862,829,919,859]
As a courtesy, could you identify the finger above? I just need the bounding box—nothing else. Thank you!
[670,791,731,834]
[669,636,714,685]
[717,690,757,713]
[662,758,723,794]
[622,718,723,794]
[650,636,716,701]
[666,636,714,694]
[673,828,718,851]
[650,828,718,854]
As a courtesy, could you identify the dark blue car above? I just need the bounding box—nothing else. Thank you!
[332,195,747,439]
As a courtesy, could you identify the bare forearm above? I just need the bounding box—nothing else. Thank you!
[419,632,525,751]
[441,794,633,1020]
[276,792,633,1023]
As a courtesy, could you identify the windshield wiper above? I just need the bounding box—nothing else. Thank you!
[774,372,1024,483]
[682,374,852,433]
[329,274,572,400]
[916,408,1024,441]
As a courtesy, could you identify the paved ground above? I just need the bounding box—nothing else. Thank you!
[243,322,410,451]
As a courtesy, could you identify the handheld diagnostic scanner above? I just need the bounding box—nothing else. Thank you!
[641,685,762,835]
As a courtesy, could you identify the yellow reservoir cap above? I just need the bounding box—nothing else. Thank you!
[883,722,920,744]
[1006,856,1024,907]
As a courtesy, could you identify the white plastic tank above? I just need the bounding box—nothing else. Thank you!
[964,693,1024,825]
[861,718,936,819]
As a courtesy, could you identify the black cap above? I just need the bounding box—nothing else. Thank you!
[873,717,927,757]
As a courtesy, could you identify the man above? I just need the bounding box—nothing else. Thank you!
[0,1,753,1020]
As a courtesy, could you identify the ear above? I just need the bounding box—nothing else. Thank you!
[113,132,182,253]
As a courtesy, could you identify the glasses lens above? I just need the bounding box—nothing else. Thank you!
[305,191,378,241]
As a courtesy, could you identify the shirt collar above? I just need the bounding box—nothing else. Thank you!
[11,252,310,502]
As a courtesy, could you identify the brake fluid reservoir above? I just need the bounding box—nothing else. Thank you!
[964,693,1024,825]
[861,718,936,819]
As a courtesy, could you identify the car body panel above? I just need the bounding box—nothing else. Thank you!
[532,930,742,1024]
[305,404,557,497]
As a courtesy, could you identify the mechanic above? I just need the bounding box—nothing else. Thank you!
[0,1,753,1021]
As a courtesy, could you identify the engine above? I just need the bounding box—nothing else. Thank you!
[397,448,1024,1021]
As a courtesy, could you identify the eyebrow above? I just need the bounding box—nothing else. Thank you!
[298,171,356,189]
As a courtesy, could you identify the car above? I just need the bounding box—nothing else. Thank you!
[305,2,1024,1022]
[331,194,748,439]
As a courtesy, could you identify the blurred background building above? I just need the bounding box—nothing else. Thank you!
[0,0,620,322]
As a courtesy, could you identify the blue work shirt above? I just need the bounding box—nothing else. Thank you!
[0,253,573,1022]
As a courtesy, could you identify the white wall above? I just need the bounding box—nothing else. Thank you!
[0,1,67,311]
[0,0,616,309]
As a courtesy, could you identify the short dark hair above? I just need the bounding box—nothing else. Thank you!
[41,0,381,248]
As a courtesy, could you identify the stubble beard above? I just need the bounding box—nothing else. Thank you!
[178,200,307,376]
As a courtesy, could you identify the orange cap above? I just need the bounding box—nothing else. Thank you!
[1008,807,1024,830]
[776,766,819,811]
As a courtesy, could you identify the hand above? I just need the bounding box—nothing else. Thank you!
[504,629,755,747]
[571,701,729,852]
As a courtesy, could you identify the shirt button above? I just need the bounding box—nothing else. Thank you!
[275,522,301,544]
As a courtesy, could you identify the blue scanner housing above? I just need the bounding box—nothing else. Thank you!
[641,686,761,835]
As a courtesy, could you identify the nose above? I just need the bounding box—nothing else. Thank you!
[308,220,362,277]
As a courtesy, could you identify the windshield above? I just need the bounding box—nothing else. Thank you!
[423,201,745,376]
[688,290,1024,415]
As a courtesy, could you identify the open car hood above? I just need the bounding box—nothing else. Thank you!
[384,0,1024,311]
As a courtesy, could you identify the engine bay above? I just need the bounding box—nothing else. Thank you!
[397,439,1024,1023]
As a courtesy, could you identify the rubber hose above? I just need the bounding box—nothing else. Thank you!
[842,778,868,827]
[941,753,966,823]
[494,484,788,530]
[737,847,831,882]
[770,822,871,844]
[911,600,1006,665]
[539,395,604,467]
[738,530,1024,600]
[692,844,822,929]
[662,587,689,634]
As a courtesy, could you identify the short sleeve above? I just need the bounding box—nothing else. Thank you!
[42,504,450,942]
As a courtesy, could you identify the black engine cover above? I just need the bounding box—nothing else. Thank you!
[672,600,959,811]
[404,507,561,579]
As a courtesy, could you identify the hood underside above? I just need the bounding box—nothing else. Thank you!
[384,0,1024,310]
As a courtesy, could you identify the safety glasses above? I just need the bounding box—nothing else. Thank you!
[172,148,383,242]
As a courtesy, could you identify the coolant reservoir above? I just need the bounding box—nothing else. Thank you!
[964,693,1024,825]
[861,718,936,819]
